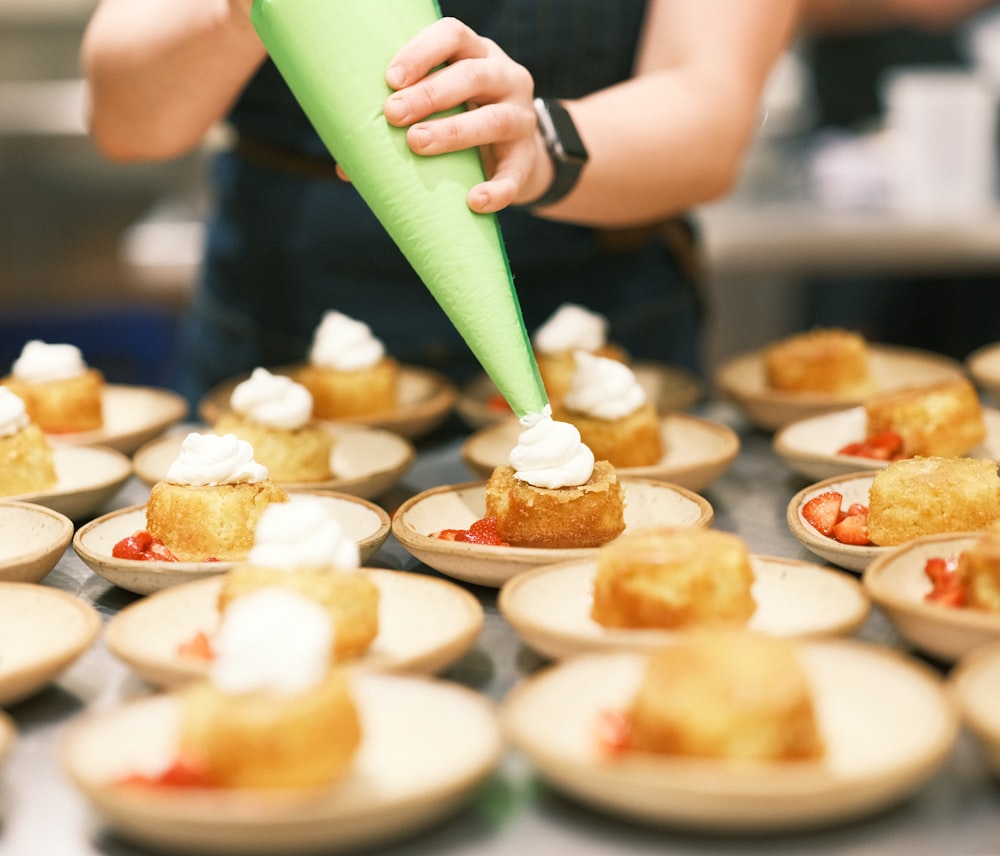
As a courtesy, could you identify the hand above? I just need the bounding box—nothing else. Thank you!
[382,17,553,213]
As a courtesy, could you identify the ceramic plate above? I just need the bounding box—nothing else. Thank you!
[133,424,415,501]
[774,406,1000,481]
[62,673,502,855]
[198,363,457,440]
[49,384,188,455]
[73,493,392,596]
[498,556,870,660]
[967,342,1000,400]
[787,472,886,573]
[715,344,964,432]
[461,413,739,493]
[455,361,703,429]
[5,444,132,521]
[0,581,102,707]
[392,480,714,588]
[862,532,1000,663]
[949,640,1000,774]
[0,501,74,583]
[0,710,14,762]
[502,643,958,833]
[104,570,484,689]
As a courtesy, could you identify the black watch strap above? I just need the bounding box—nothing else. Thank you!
[529,97,589,208]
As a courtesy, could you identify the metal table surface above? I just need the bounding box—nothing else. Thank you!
[3,402,1000,856]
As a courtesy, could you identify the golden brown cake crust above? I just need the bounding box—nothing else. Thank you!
[485,461,625,548]
[763,328,872,397]
[146,480,289,562]
[867,456,1000,547]
[864,377,986,458]
[2,368,104,433]
[627,631,825,761]
[590,527,756,629]
[179,668,360,788]
[552,400,663,468]
[0,423,57,497]
[212,415,334,482]
[218,566,379,660]
[958,533,1000,614]
[295,357,398,419]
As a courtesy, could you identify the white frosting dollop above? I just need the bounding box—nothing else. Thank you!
[165,432,269,486]
[563,351,646,420]
[0,388,29,437]
[532,303,608,355]
[509,406,595,488]
[249,496,361,570]
[12,340,87,383]
[209,588,333,696]
[230,367,313,430]
[309,310,385,371]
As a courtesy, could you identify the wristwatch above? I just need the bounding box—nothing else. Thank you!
[529,97,589,208]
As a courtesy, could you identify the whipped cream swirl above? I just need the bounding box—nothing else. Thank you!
[230,367,312,430]
[0,388,30,437]
[249,496,361,570]
[509,406,595,488]
[210,588,333,695]
[563,351,646,420]
[12,340,88,383]
[532,303,608,355]
[166,432,269,486]
[309,310,385,371]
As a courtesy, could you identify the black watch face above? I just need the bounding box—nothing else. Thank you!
[546,100,588,164]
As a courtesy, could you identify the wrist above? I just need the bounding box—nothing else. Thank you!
[522,98,589,209]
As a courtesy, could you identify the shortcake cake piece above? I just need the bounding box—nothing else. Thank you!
[3,340,103,432]
[763,328,872,397]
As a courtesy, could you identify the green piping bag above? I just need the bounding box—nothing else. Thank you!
[251,0,548,418]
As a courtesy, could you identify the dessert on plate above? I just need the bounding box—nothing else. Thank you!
[213,367,335,482]
[0,386,57,497]
[622,630,825,761]
[294,310,399,419]
[485,407,625,548]
[125,587,360,789]
[532,304,628,402]
[590,527,756,629]
[867,456,1000,547]
[215,496,379,661]
[552,350,662,468]
[2,339,103,433]
[144,432,288,562]
[763,328,872,398]
[861,376,985,459]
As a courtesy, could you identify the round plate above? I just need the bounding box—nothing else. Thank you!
[49,384,188,455]
[787,472,886,573]
[392,480,714,588]
[501,643,958,833]
[0,501,74,583]
[498,555,870,660]
[862,532,1000,663]
[198,363,457,440]
[967,341,1000,400]
[62,673,502,855]
[455,361,703,429]
[5,444,132,521]
[104,570,484,689]
[73,493,392,596]
[133,424,415,501]
[461,413,739,493]
[949,640,1000,774]
[0,581,102,707]
[774,406,1000,482]
[715,343,965,432]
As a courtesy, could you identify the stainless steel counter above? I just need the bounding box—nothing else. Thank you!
[4,402,1000,856]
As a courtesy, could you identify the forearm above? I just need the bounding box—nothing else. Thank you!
[81,0,266,161]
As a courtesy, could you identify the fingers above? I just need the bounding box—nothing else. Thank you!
[385,17,490,90]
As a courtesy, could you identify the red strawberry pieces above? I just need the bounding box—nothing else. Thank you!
[801,491,872,546]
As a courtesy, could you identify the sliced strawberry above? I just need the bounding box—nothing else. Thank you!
[801,491,844,536]
[845,503,869,520]
[868,430,904,455]
[831,513,871,546]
